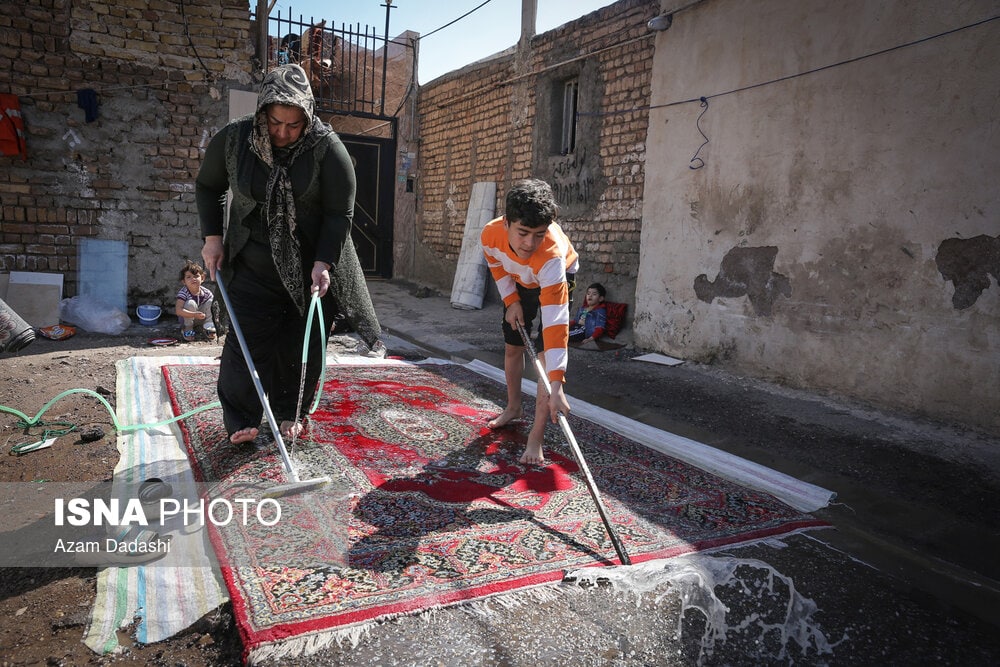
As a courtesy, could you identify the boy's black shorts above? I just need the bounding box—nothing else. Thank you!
[501,274,576,350]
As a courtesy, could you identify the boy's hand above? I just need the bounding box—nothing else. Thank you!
[504,302,524,330]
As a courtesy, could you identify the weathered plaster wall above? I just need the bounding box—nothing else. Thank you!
[0,0,252,304]
[637,0,1000,430]
[412,0,659,311]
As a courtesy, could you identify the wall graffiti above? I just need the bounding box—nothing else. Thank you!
[61,129,81,149]
[551,147,594,207]
[60,128,90,193]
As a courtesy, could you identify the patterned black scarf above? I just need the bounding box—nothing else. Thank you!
[249,64,331,315]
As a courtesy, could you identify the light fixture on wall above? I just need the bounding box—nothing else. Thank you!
[648,14,673,31]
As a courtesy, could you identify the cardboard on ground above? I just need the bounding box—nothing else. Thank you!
[632,352,685,366]
[1,271,63,327]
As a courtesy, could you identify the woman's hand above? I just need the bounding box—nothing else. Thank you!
[311,261,332,297]
[201,236,224,280]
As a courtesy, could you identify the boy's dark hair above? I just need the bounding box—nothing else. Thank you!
[179,259,207,281]
[504,178,557,228]
[588,282,606,298]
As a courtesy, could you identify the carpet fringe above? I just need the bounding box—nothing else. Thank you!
[245,532,833,663]
[247,622,374,665]
[246,602,457,664]
[245,583,571,665]
[457,581,569,620]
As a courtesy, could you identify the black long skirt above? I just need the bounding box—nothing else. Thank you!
[217,241,335,437]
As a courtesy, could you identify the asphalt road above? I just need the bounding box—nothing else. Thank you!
[299,277,1000,666]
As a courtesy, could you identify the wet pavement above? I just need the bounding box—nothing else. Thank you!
[286,278,1000,665]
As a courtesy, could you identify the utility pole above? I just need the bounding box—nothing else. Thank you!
[520,0,536,46]
[381,1,394,116]
[256,0,268,70]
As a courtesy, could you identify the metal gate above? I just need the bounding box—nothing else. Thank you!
[256,5,399,277]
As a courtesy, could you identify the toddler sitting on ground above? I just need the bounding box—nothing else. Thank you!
[175,259,216,342]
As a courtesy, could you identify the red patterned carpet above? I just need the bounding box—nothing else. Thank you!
[163,361,825,662]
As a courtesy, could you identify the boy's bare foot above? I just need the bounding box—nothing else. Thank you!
[280,420,304,440]
[518,437,545,466]
[488,406,523,429]
[230,427,258,445]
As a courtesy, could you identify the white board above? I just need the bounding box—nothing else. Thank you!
[450,182,496,310]
[4,271,63,327]
[78,239,127,313]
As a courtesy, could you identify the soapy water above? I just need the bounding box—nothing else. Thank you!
[565,551,842,664]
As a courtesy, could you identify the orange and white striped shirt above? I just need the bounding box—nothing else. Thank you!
[481,217,579,383]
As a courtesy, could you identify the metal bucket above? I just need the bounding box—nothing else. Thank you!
[0,297,35,353]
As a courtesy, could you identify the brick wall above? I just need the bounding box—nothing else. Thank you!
[410,0,659,309]
[0,0,252,304]
[2,0,655,315]
[409,59,518,287]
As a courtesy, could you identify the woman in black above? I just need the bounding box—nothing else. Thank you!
[196,64,378,445]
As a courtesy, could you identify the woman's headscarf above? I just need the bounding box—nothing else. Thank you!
[250,64,331,314]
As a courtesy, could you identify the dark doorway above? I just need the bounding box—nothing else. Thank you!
[342,135,394,278]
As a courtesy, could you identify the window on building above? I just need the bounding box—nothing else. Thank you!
[560,78,579,155]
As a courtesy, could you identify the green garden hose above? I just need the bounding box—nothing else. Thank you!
[2,290,330,455]
[1,387,221,455]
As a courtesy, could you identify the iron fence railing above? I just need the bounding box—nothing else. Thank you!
[253,5,395,120]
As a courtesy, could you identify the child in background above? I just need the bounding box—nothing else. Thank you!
[481,178,579,465]
[175,259,216,342]
[569,282,607,344]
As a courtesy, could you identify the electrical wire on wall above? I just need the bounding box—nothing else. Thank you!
[577,13,1000,169]
[18,80,175,101]
[689,97,708,170]
[178,0,213,77]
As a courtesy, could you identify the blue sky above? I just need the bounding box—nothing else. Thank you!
[264,1,618,84]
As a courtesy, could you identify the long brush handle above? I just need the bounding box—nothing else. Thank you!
[215,274,301,482]
[515,322,631,565]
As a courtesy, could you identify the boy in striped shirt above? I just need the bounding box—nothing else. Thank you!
[480,179,579,465]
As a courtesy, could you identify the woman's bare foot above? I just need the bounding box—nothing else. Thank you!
[280,420,304,440]
[518,436,545,466]
[230,427,258,445]
[488,406,523,429]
